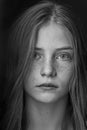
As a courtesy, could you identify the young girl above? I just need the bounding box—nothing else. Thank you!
[1,1,87,130]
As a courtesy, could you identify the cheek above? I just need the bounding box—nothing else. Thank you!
[25,64,41,86]
[57,63,73,85]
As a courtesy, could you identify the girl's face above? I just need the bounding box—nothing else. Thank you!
[24,22,74,103]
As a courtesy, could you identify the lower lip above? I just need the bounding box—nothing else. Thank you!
[37,86,58,91]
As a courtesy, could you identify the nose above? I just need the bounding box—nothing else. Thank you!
[40,59,57,78]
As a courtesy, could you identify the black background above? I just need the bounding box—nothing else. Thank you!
[0,0,87,123]
[1,0,87,98]
[2,0,87,101]
[3,0,87,29]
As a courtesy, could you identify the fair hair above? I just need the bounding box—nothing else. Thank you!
[1,1,87,130]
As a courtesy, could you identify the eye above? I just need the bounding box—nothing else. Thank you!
[33,52,42,60]
[55,53,72,61]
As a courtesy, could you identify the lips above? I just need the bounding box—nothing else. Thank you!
[36,83,58,88]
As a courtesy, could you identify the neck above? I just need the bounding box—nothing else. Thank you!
[24,95,71,130]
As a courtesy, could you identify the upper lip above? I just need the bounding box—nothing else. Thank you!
[36,83,58,88]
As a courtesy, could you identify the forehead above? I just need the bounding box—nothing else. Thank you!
[36,22,73,50]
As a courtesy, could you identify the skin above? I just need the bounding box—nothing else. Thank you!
[24,21,74,130]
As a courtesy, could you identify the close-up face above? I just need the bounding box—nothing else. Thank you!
[24,21,74,103]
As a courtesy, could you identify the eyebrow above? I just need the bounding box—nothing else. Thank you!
[55,47,73,51]
[35,48,43,51]
[35,47,73,51]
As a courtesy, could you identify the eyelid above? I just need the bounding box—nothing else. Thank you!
[55,52,73,60]
[55,51,73,56]
[34,50,43,54]
[34,51,43,60]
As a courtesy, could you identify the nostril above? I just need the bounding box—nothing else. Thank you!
[41,71,52,77]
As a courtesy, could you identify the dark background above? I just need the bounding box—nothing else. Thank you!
[2,0,87,87]
[0,0,87,123]
[1,1,87,95]
[1,0,87,99]
[3,0,87,30]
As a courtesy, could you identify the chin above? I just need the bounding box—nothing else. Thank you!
[31,92,68,103]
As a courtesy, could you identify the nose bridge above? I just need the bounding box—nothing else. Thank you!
[41,55,57,77]
[44,56,52,73]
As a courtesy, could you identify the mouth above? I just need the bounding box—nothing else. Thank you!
[36,83,58,89]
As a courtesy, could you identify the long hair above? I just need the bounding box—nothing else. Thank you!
[1,1,87,130]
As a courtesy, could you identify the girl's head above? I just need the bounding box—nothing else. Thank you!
[4,1,87,130]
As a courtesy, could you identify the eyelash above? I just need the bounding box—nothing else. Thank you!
[33,52,42,60]
[33,52,73,62]
[55,53,72,61]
